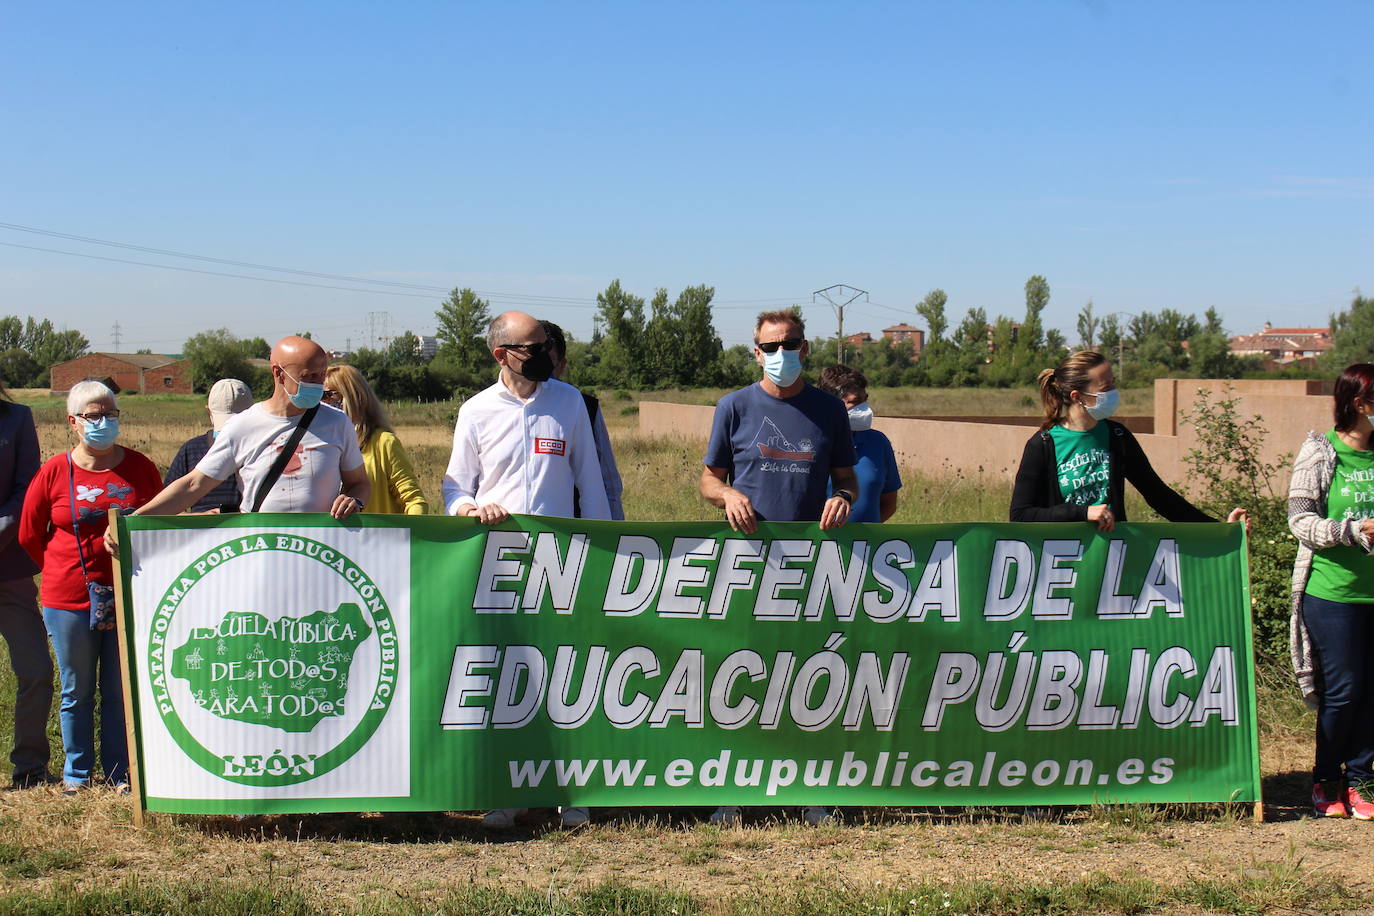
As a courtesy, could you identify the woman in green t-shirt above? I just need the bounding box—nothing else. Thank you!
[1010,349,1247,529]
[1289,363,1374,820]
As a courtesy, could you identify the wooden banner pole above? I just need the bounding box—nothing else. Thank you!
[110,519,145,828]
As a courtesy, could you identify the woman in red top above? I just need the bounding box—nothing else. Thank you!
[19,380,162,791]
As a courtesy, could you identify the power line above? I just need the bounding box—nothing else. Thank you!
[0,221,455,293]
[0,221,815,308]
[0,240,443,299]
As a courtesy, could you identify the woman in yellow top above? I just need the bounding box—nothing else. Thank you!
[323,365,429,515]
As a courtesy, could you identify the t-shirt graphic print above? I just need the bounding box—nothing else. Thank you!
[703,382,855,522]
[1048,423,1111,507]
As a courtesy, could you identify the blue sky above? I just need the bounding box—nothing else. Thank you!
[2,1,1370,353]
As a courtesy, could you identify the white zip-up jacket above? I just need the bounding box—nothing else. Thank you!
[441,377,611,520]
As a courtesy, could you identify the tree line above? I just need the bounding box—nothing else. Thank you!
[9,285,1365,398]
[0,317,90,389]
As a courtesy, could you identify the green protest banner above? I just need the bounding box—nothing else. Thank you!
[116,513,1259,814]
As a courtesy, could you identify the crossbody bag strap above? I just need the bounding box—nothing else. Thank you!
[250,405,320,513]
[66,452,96,586]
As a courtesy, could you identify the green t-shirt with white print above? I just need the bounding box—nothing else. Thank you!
[1308,429,1374,602]
[1048,423,1111,508]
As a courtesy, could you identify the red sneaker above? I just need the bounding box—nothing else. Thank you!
[1313,781,1348,817]
[1345,784,1374,820]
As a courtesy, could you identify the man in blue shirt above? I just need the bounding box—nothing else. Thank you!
[701,309,858,531]
[699,309,859,827]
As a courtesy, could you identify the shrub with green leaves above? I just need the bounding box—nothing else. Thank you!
[1180,386,1294,665]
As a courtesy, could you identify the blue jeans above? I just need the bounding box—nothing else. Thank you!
[42,606,126,787]
[0,578,52,781]
[1302,592,1374,784]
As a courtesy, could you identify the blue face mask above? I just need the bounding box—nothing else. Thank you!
[81,415,120,448]
[1084,388,1120,421]
[282,370,326,410]
[762,348,803,388]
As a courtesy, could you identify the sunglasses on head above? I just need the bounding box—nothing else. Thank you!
[756,337,804,354]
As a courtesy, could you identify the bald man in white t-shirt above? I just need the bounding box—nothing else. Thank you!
[109,336,370,545]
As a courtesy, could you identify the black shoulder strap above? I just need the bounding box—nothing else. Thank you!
[250,405,320,513]
[573,393,600,520]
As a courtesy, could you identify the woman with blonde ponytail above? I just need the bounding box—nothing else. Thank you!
[1010,350,1247,529]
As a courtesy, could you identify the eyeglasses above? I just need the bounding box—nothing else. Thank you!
[756,337,804,354]
[323,389,342,403]
[73,410,120,421]
[500,341,548,357]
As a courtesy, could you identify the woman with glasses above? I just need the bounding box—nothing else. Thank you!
[1010,349,1246,529]
[19,380,162,792]
[323,365,428,515]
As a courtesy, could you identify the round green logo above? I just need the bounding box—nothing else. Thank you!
[146,534,398,786]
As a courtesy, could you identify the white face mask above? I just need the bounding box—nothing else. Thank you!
[1083,388,1119,421]
[847,403,874,431]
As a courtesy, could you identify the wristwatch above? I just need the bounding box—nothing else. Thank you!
[834,489,854,505]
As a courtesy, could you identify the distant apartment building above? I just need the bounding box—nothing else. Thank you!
[881,323,925,357]
[1229,323,1332,367]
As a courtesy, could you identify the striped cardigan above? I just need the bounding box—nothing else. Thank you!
[1288,430,1374,708]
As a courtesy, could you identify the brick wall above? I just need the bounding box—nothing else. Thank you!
[51,355,143,393]
[140,359,193,394]
[50,355,194,394]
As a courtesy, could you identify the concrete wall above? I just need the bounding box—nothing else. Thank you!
[639,377,1335,489]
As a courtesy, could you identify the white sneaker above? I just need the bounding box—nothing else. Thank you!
[802,805,834,826]
[559,806,590,827]
[481,807,526,828]
[708,805,741,825]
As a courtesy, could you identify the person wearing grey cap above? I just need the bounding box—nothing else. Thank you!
[164,378,253,513]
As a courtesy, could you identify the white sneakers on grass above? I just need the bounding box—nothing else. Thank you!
[480,806,590,828]
[709,805,741,825]
[481,807,526,828]
[559,806,590,827]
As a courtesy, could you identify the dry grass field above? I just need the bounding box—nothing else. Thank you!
[0,386,1365,915]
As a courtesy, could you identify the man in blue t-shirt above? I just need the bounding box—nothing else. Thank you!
[701,309,859,533]
[699,309,859,827]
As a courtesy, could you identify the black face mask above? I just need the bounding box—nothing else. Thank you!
[516,349,554,382]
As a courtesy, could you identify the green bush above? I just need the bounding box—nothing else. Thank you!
[1180,385,1293,665]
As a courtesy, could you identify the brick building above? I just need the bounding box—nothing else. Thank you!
[1229,323,1333,366]
[50,353,194,394]
[882,323,925,357]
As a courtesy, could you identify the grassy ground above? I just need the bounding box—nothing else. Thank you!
[2,387,1358,915]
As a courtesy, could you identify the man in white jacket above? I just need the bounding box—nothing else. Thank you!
[441,311,609,830]
[442,311,610,523]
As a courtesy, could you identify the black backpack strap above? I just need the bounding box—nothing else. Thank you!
[250,405,320,512]
[573,393,601,520]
